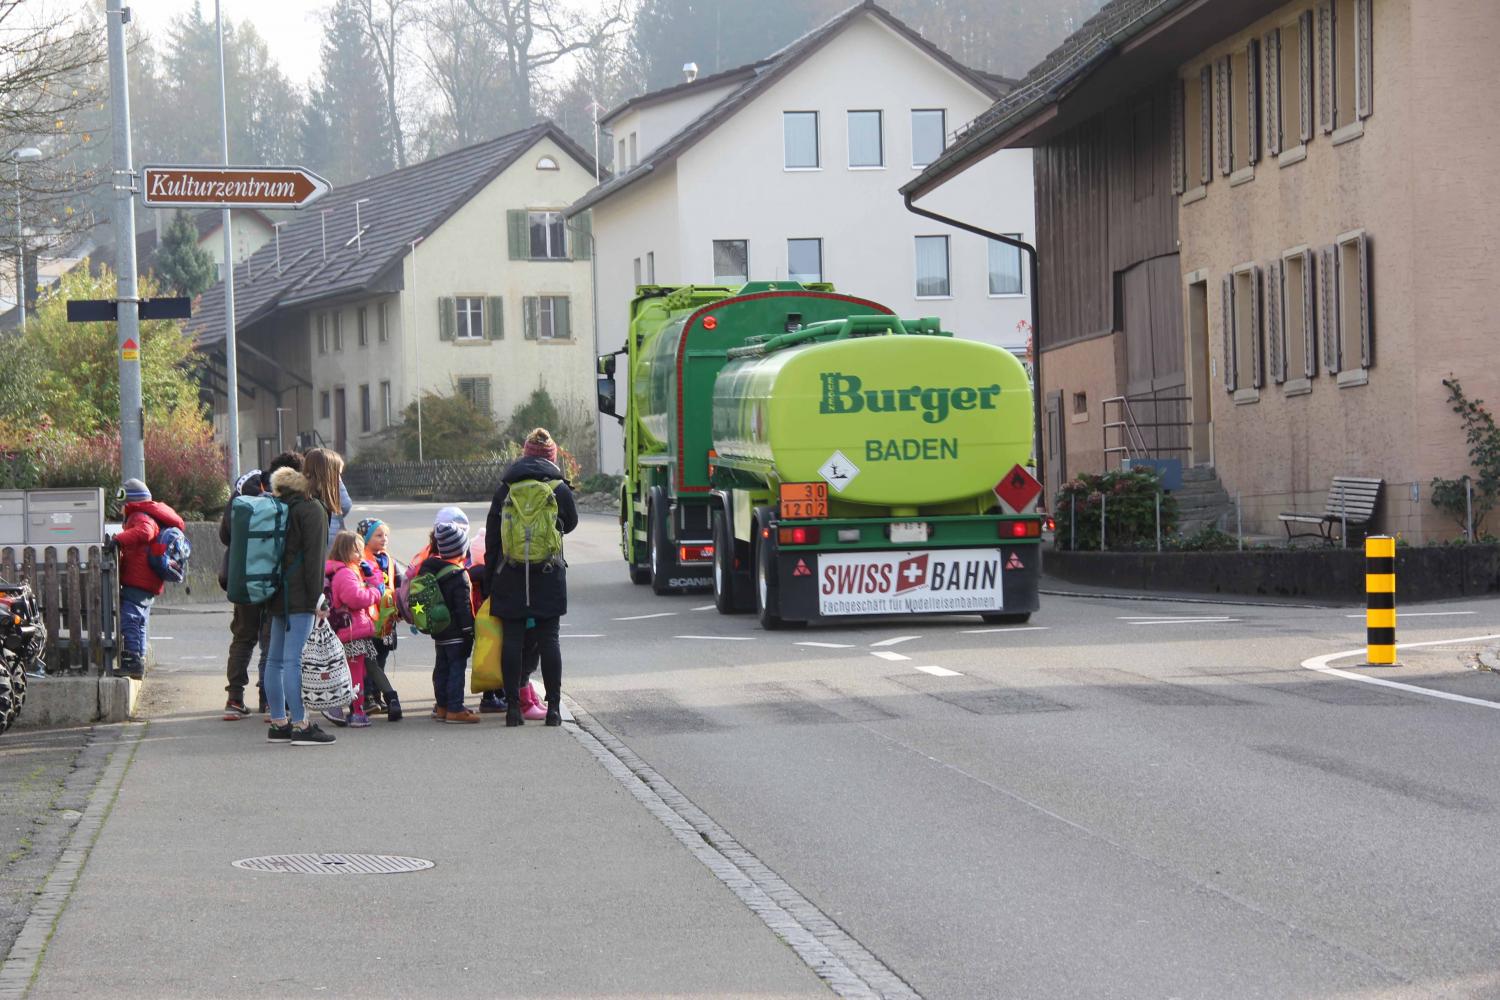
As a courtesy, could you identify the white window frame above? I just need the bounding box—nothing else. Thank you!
[914,235,951,299]
[911,108,946,168]
[712,239,749,285]
[527,210,567,260]
[633,257,642,287]
[646,251,655,284]
[987,235,1025,297]
[787,238,823,283]
[535,295,570,341]
[1229,261,1262,402]
[377,301,389,343]
[380,379,393,427]
[316,313,328,355]
[1334,228,1370,386]
[332,311,343,351]
[783,111,821,170]
[846,110,884,169]
[357,305,368,347]
[1280,244,1315,395]
[455,295,485,341]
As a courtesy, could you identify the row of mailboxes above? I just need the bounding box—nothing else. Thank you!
[0,489,107,550]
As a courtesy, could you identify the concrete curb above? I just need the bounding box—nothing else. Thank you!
[0,722,144,998]
[564,696,920,1000]
[12,678,139,731]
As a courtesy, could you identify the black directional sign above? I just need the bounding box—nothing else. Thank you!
[65,297,192,322]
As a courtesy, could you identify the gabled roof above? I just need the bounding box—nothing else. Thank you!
[568,0,1005,217]
[600,59,772,127]
[187,122,599,346]
[902,0,1283,199]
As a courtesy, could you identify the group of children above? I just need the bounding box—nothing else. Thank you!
[225,427,577,744]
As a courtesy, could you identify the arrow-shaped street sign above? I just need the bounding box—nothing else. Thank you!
[141,164,331,210]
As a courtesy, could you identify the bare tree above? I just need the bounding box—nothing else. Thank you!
[354,0,416,167]
[461,0,628,124]
[413,0,516,153]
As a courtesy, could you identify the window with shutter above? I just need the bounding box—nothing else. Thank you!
[1264,31,1281,157]
[1221,273,1235,392]
[554,297,571,340]
[1232,266,1260,393]
[1216,57,1232,176]
[1248,266,1263,388]
[1169,79,1185,196]
[486,296,504,339]
[523,297,538,340]
[1245,39,1260,166]
[571,211,592,260]
[1357,234,1371,366]
[1301,248,1317,377]
[1199,65,1213,186]
[1355,0,1373,119]
[1266,259,1284,384]
[506,210,528,259]
[1317,2,1335,134]
[1336,231,1372,372]
[1319,245,1340,374]
[438,296,455,341]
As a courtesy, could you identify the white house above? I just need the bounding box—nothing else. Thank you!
[569,1,1036,472]
[187,123,601,471]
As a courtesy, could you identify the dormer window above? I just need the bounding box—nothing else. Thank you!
[536,155,559,171]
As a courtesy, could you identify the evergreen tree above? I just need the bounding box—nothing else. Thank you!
[153,211,217,297]
[631,0,818,90]
[304,0,397,184]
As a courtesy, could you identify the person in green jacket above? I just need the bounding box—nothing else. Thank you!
[262,465,337,746]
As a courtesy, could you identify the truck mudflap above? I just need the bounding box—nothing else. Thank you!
[773,545,1041,623]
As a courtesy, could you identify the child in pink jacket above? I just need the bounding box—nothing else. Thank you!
[322,530,384,728]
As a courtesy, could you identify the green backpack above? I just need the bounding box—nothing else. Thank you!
[405,563,463,635]
[500,479,564,566]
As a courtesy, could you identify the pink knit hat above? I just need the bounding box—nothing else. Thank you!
[523,429,558,463]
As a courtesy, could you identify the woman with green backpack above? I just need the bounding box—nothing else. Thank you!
[481,428,579,727]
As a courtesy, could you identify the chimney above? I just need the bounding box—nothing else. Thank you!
[683,62,699,83]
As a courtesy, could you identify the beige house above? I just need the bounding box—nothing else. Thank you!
[187,123,601,471]
[907,0,1500,542]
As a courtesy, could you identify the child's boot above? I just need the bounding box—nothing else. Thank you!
[385,693,403,722]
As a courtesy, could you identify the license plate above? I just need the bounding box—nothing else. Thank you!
[780,482,828,519]
[889,522,929,544]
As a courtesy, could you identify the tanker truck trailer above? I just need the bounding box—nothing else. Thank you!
[596,282,1043,629]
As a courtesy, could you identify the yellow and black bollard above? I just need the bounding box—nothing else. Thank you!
[1365,535,1397,665]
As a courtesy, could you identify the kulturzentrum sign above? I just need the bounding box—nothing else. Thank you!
[141,165,331,210]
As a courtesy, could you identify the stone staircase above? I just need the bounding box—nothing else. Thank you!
[1170,466,1233,537]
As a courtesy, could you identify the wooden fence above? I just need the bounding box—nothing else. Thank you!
[343,460,512,502]
[0,545,118,675]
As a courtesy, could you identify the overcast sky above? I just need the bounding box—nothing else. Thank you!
[119,0,328,88]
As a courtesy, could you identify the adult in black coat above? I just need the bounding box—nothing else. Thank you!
[481,429,579,727]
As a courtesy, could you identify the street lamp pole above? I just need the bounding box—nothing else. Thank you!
[106,0,145,484]
[12,148,41,332]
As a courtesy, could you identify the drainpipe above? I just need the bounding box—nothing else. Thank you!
[902,193,1045,501]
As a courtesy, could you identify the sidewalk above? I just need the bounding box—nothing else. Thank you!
[17,666,830,999]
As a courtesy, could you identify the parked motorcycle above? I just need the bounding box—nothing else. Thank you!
[0,582,46,735]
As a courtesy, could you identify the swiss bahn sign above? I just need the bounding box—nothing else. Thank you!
[141,164,331,210]
[994,464,1043,514]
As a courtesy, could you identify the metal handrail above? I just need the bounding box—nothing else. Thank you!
[1102,393,1193,468]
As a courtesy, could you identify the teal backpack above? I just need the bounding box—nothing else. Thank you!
[226,494,291,606]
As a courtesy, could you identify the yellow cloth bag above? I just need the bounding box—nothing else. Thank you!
[470,598,504,693]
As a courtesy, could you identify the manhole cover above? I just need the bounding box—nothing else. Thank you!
[232,853,433,875]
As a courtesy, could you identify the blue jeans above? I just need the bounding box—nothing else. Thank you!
[434,641,471,712]
[120,586,155,656]
[265,614,313,725]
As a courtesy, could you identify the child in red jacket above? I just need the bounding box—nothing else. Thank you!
[113,478,185,680]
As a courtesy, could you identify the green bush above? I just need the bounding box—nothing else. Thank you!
[1430,377,1500,539]
[1053,468,1177,551]
[1166,525,1240,551]
[578,472,623,495]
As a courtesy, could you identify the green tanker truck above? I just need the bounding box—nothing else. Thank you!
[597,282,1043,629]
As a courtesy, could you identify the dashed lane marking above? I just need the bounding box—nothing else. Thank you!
[675,635,756,642]
[1342,611,1477,618]
[797,642,855,649]
[613,612,677,621]
[692,604,716,611]
[916,665,963,677]
[961,626,1051,635]
[561,634,606,638]
[1124,617,1239,626]
[872,650,911,662]
[870,635,921,647]
[1301,633,1500,710]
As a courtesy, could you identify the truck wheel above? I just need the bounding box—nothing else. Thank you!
[712,510,751,614]
[649,495,675,596]
[754,526,793,630]
[981,612,1032,625]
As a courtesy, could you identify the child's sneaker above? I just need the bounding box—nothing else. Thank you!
[321,706,348,727]
[349,709,371,728]
[385,695,403,722]
[445,708,481,724]
[479,694,507,713]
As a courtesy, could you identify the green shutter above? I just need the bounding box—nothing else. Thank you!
[555,297,571,340]
[523,297,538,340]
[571,211,592,260]
[476,377,492,416]
[485,296,504,339]
[507,210,529,260]
[438,296,455,341]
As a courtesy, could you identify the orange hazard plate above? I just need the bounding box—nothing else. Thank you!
[780,482,828,520]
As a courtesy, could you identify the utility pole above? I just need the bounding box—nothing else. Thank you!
[106,0,144,484]
[216,0,241,481]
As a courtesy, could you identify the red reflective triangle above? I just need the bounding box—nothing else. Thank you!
[793,559,812,577]
[1005,552,1025,570]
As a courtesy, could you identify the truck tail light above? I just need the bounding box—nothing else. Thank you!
[678,544,714,563]
[778,526,820,546]
[1003,520,1041,539]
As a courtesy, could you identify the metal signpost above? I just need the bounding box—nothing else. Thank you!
[106,0,144,485]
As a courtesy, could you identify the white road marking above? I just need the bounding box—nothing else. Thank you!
[871,650,911,662]
[1117,616,1234,621]
[870,635,920,647]
[151,637,175,640]
[1342,611,1478,618]
[613,612,677,621]
[916,665,962,677]
[561,634,606,638]
[1301,633,1500,710]
[797,642,855,649]
[961,626,1051,635]
[1126,618,1238,626]
[692,605,716,612]
[674,635,756,641]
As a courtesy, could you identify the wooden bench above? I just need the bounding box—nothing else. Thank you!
[1278,477,1383,544]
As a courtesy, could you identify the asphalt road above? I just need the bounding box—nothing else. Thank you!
[24,503,1500,999]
